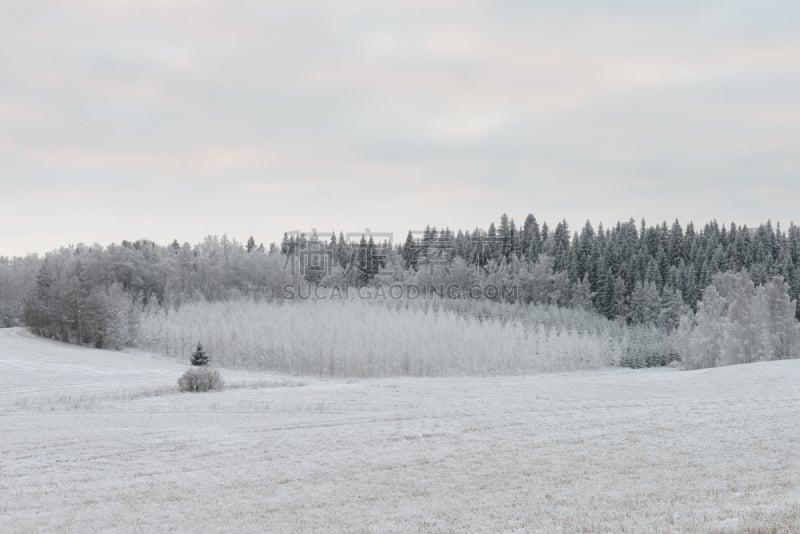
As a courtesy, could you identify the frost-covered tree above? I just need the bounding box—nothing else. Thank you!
[570,274,594,310]
[658,286,685,332]
[680,284,728,369]
[677,271,800,369]
[137,299,643,376]
[764,276,800,360]
[629,281,661,325]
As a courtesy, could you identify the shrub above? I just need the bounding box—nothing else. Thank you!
[178,366,223,392]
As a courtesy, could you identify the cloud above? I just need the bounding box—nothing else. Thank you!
[1,1,799,256]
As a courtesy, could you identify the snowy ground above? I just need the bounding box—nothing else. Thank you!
[1,327,799,533]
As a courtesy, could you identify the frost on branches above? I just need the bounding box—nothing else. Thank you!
[136,299,632,377]
[676,272,800,369]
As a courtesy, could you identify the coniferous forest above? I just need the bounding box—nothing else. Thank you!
[2,214,800,374]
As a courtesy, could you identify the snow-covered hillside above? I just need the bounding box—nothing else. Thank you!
[1,328,799,532]
[0,328,294,410]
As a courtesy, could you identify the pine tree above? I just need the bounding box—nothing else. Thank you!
[191,343,209,366]
[521,214,534,259]
[336,232,349,269]
[552,220,571,272]
[366,235,378,280]
[281,233,290,255]
[402,231,415,269]
[487,222,499,261]
[355,234,372,285]
[597,267,615,318]
[508,219,517,260]
[499,213,511,260]
[612,276,627,319]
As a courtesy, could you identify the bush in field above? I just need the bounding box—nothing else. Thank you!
[178,367,224,392]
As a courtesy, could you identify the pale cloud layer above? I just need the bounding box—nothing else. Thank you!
[2,1,799,256]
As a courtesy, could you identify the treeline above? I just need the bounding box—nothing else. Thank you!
[2,215,800,351]
[398,216,800,320]
[5,237,299,346]
[284,215,800,323]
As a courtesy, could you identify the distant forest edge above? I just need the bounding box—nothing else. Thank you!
[2,214,800,373]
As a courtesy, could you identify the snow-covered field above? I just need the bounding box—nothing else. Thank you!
[1,328,799,533]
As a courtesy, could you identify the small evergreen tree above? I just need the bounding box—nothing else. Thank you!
[191,343,209,366]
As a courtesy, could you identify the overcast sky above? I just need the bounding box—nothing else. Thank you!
[1,1,799,256]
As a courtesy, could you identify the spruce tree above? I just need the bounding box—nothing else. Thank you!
[281,233,290,255]
[191,343,209,366]
[402,231,416,270]
[499,214,511,260]
[487,222,499,261]
[527,216,542,262]
[356,234,370,285]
